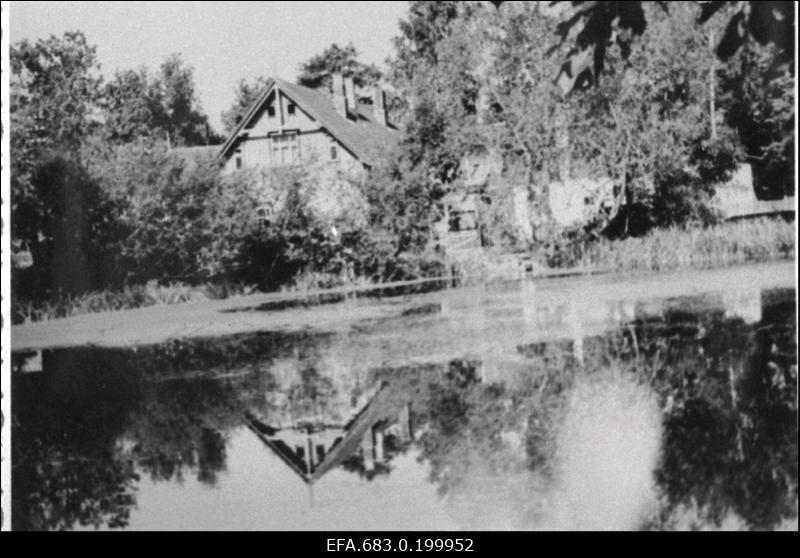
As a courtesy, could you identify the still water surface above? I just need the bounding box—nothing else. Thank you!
[11,266,798,530]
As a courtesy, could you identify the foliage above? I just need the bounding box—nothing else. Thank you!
[719,42,795,199]
[10,33,224,300]
[101,54,219,146]
[564,2,741,234]
[82,139,263,285]
[297,42,382,92]
[9,31,101,155]
[220,76,273,134]
[537,217,795,271]
[101,68,168,143]
[10,31,102,291]
[492,1,794,218]
[499,1,796,93]
[392,1,470,83]
[11,281,257,325]
[389,1,482,182]
[159,53,220,146]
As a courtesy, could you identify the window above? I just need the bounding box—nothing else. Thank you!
[287,103,296,116]
[235,156,243,170]
[257,204,273,218]
[267,105,276,118]
[257,203,274,226]
[330,145,338,161]
[271,132,299,166]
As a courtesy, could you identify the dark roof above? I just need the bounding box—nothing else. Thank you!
[218,79,397,167]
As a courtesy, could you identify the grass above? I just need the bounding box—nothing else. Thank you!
[12,281,257,324]
[13,217,794,324]
[558,217,795,273]
[281,270,377,293]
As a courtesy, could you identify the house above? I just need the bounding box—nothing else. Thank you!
[217,75,397,177]
[216,75,397,223]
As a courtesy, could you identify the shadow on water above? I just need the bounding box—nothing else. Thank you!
[219,280,452,314]
[10,285,797,531]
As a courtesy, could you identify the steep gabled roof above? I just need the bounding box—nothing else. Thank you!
[218,79,397,167]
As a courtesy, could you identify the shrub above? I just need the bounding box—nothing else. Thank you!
[535,217,795,273]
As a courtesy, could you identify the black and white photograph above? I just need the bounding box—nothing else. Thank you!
[0,1,796,534]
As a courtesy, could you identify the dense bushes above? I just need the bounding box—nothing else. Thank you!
[12,140,450,322]
[536,217,795,272]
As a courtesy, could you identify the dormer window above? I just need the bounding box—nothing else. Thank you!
[287,103,296,116]
[267,105,276,118]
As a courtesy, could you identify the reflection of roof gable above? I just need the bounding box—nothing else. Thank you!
[243,382,412,484]
[311,385,405,480]
[218,79,398,167]
[243,412,317,483]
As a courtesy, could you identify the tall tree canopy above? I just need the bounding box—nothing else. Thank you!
[389,1,481,181]
[158,54,217,146]
[10,31,108,294]
[297,42,382,92]
[489,1,794,93]
[10,31,101,161]
[101,53,219,146]
[101,68,168,143]
[719,40,795,199]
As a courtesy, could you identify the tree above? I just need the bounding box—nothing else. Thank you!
[297,42,382,92]
[10,31,105,296]
[482,3,565,228]
[100,54,221,146]
[488,1,794,93]
[221,76,273,135]
[10,31,101,153]
[159,53,218,146]
[391,1,472,82]
[719,41,795,199]
[389,1,485,181]
[490,1,794,207]
[83,139,264,286]
[101,68,168,143]
[566,2,740,234]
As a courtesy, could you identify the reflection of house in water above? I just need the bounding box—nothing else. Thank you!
[510,287,793,367]
[243,381,414,485]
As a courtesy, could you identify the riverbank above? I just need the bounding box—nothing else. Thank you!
[567,217,795,273]
[11,260,796,353]
[11,217,795,325]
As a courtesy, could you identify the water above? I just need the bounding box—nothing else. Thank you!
[10,266,798,531]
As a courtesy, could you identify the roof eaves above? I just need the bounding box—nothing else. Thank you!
[217,79,277,161]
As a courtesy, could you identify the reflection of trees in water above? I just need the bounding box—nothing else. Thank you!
[11,329,344,530]
[653,293,797,529]
[11,291,796,530]
[401,291,796,529]
[122,378,239,486]
[408,359,541,496]
[12,350,141,531]
[12,343,250,530]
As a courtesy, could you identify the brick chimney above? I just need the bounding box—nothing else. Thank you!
[372,87,387,126]
[332,73,347,117]
[344,76,356,119]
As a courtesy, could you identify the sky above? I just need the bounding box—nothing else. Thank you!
[9,1,410,131]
